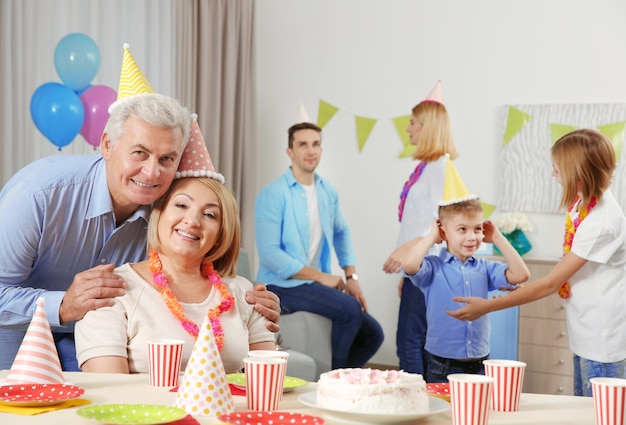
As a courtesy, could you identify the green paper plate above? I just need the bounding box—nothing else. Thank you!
[76,404,186,425]
[227,373,308,392]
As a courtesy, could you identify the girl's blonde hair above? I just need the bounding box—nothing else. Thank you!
[552,128,616,209]
[411,101,458,162]
[147,177,241,277]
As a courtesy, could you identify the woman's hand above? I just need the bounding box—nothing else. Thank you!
[446,296,490,322]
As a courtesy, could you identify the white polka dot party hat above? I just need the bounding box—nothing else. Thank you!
[6,298,64,384]
[175,115,225,183]
[175,314,234,416]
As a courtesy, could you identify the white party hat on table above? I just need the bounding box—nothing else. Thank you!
[175,315,234,416]
[6,298,64,384]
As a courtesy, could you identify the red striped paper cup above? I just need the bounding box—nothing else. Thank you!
[448,373,493,425]
[484,359,526,411]
[147,339,185,387]
[244,357,287,411]
[248,350,289,400]
[591,377,626,425]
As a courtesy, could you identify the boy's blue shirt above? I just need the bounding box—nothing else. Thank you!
[404,248,514,359]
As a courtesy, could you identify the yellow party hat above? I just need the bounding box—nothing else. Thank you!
[439,154,477,206]
[175,314,234,416]
[108,43,154,112]
[6,298,64,384]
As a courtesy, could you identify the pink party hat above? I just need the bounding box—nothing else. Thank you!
[295,102,312,124]
[175,315,234,416]
[6,298,64,384]
[423,80,443,104]
[176,115,225,183]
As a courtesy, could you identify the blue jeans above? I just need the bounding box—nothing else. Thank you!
[0,330,80,371]
[396,278,427,374]
[573,355,625,396]
[426,352,486,383]
[268,283,384,369]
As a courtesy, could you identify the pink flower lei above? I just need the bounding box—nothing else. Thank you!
[148,248,235,351]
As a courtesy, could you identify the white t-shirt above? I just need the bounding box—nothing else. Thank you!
[397,156,447,253]
[303,183,323,268]
[567,189,626,363]
[75,263,275,374]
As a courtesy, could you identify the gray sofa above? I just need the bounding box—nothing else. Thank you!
[237,249,324,382]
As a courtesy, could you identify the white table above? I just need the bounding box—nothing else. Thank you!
[0,371,595,424]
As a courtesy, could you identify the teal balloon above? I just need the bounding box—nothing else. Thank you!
[54,33,100,92]
[30,82,85,150]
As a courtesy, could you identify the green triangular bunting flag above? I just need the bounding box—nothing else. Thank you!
[550,124,578,144]
[393,115,415,158]
[317,100,339,129]
[355,116,377,152]
[480,202,496,219]
[597,121,625,162]
[503,106,533,145]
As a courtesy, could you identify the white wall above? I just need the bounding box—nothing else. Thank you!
[255,0,626,366]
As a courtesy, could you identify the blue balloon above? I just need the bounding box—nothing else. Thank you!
[30,82,85,150]
[54,33,100,92]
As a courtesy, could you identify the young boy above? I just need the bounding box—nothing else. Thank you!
[401,162,529,383]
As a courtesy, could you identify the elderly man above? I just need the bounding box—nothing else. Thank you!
[0,93,280,371]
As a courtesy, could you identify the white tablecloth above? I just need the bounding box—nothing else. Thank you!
[0,371,595,424]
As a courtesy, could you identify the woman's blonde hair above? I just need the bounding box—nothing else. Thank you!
[411,101,458,162]
[147,177,241,277]
[552,128,616,209]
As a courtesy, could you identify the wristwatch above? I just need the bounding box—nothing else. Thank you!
[346,273,359,281]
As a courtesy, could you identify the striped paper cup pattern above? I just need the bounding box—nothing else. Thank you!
[244,357,287,411]
[591,377,626,425]
[449,373,493,425]
[484,359,526,412]
[147,339,184,387]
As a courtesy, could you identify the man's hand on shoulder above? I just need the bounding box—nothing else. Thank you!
[246,283,281,332]
[59,264,126,324]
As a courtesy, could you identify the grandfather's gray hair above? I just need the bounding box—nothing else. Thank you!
[104,93,192,148]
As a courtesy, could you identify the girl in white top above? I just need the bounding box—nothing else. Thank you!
[450,129,626,396]
[76,177,275,374]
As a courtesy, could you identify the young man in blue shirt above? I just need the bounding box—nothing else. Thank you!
[255,118,384,369]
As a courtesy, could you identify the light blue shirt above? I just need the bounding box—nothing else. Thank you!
[405,249,513,360]
[0,155,150,340]
[255,167,356,288]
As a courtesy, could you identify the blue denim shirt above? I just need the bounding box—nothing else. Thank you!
[255,167,356,288]
[405,249,514,359]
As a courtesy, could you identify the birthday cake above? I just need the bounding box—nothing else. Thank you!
[316,368,429,414]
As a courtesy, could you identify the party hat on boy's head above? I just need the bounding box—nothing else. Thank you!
[175,315,234,416]
[175,114,225,183]
[439,154,478,206]
[108,43,155,112]
[295,102,312,124]
[423,80,444,104]
[6,298,64,384]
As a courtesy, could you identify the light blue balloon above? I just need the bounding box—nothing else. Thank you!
[54,33,100,92]
[30,82,85,150]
